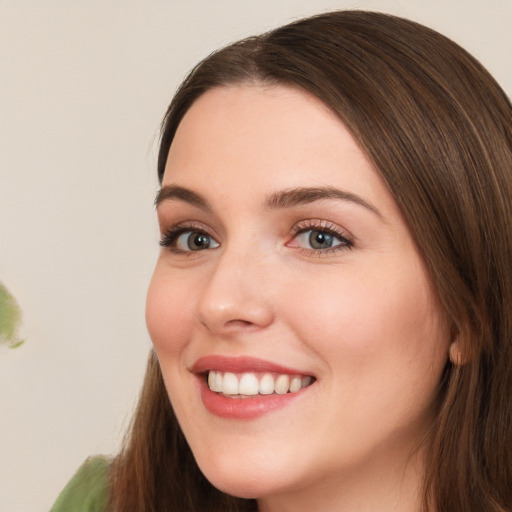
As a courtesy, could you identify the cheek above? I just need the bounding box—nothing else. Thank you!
[280,261,449,379]
[145,266,195,358]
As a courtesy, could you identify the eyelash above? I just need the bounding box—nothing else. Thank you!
[289,219,354,256]
[159,223,215,254]
[159,220,354,256]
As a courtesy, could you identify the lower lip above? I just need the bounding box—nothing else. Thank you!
[198,378,305,419]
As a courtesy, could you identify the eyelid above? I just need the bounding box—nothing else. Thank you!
[287,219,354,255]
[159,221,220,253]
[159,218,353,257]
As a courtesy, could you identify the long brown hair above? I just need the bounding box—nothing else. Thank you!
[110,11,512,511]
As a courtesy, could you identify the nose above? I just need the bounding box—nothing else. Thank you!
[194,247,275,335]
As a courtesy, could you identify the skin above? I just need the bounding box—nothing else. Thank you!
[146,85,451,511]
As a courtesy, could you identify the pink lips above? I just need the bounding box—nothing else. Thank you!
[192,355,307,375]
[191,355,314,420]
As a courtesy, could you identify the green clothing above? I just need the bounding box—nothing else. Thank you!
[50,457,109,512]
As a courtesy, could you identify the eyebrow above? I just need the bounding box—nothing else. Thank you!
[155,185,211,210]
[155,184,382,218]
[265,186,382,218]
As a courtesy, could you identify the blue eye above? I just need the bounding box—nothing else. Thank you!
[160,228,219,252]
[288,221,353,254]
[177,231,215,251]
[295,229,344,250]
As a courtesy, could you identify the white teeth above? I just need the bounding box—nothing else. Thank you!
[289,376,302,393]
[207,370,313,396]
[274,374,290,394]
[213,371,223,392]
[259,373,274,395]
[208,371,216,391]
[208,371,224,392]
[223,372,239,395]
[238,373,259,395]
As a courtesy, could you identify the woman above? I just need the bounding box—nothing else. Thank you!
[52,10,512,512]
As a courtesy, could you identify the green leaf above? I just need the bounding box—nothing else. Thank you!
[0,282,24,348]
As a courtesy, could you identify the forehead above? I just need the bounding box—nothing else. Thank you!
[163,85,396,215]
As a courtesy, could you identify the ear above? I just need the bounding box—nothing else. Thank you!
[449,339,465,365]
[448,323,471,365]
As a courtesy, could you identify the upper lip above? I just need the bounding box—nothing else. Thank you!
[191,355,313,376]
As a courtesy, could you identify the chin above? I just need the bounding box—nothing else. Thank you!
[206,474,280,501]
[195,451,292,500]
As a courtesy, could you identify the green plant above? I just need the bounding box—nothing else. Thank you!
[0,281,24,348]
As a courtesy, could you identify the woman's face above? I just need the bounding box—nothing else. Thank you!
[147,85,451,506]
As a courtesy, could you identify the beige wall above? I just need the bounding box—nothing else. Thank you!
[0,1,510,510]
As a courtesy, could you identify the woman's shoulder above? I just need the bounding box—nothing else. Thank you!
[50,456,110,512]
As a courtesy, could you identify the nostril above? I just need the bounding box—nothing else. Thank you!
[221,319,263,333]
[226,319,254,327]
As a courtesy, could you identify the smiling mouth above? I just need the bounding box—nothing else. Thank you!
[206,370,314,397]
[193,356,316,418]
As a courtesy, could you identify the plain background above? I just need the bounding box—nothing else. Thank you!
[0,1,510,510]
